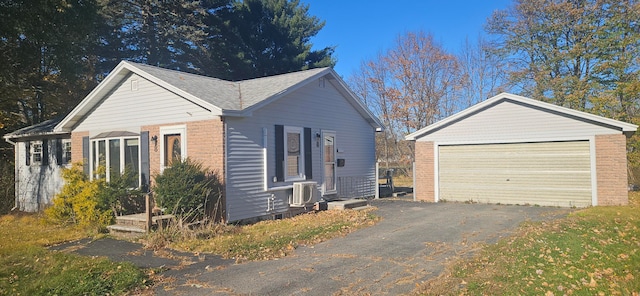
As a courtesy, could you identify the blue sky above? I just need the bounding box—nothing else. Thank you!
[302,0,512,77]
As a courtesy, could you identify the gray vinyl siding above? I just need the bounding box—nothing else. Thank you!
[75,73,214,135]
[225,78,377,222]
[438,141,592,207]
[15,139,67,212]
[416,100,621,143]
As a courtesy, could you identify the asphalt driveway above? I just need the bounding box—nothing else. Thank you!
[52,199,573,295]
[152,200,572,295]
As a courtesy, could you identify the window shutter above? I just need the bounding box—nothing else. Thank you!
[304,127,312,180]
[82,136,90,176]
[42,139,49,165]
[25,141,31,166]
[56,138,63,165]
[140,131,150,192]
[275,125,284,182]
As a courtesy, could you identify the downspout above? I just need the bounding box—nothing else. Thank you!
[4,137,19,211]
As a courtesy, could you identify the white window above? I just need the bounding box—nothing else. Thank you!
[62,139,72,164]
[91,136,140,187]
[284,126,305,181]
[32,142,43,164]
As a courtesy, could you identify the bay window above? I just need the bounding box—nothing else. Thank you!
[91,133,140,187]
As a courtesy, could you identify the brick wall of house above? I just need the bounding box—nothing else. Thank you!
[143,118,225,184]
[70,131,89,164]
[595,134,629,206]
[414,141,435,202]
[186,118,225,177]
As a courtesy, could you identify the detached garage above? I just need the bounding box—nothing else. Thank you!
[406,93,637,207]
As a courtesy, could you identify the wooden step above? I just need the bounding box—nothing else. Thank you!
[107,224,146,233]
[109,214,175,235]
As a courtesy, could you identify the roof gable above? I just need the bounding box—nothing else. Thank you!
[55,61,382,132]
[406,92,638,142]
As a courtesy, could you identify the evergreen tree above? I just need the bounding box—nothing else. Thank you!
[97,0,210,74]
[0,0,102,128]
[209,0,335,80]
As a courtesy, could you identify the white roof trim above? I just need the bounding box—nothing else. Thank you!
[327,68,385,130]
[54,61,383,132]
[54,61,221,132]
[405,92,638,141]
[234,67,384,130]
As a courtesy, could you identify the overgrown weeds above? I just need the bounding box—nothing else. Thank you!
[0,214,147,295]
[143,208,379,262]
[418,193,640,295]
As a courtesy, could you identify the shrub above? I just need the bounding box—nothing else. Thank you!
[45,163,143,229]
[153,158,223,222]
[45,163,112,228]
[96,165,144,216]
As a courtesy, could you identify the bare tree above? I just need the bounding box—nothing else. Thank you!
[350,31,460,165]
[457,36,507,107]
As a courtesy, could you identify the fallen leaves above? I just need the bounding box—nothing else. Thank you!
[415,201,640,295]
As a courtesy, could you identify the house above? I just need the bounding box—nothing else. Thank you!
[4,61,383,222]
[406,92,637,207]
[3,118,71,212]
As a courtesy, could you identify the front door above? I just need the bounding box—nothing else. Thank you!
[164,134,182,166]
[323,131,336,194]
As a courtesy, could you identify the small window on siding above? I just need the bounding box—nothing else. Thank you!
[284,126,305,181]
[275,125,312,182]
[62,140,72,164]
[32,142,43,165]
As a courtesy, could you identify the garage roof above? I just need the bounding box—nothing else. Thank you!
[406,92,638,141]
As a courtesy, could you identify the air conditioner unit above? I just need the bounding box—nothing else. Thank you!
[291,181,317,206]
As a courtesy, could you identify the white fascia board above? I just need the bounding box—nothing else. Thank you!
[325,68,385,130]
[123,62,223,115]
[405,92,638,141]
[54,61,223,132]
[55,61,130,132]
[239,68,332,116]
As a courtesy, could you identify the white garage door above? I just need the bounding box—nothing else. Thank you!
[438,141,592,207]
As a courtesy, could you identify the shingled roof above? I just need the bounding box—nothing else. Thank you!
[55,61,381,132]
[130,62,327,111]
[3,117,67,140]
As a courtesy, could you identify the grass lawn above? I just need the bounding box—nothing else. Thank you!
[418,192,640,295]
[0,214,148,295]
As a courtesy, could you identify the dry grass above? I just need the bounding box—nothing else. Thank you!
[416,193,640,295]
[0,213,147,295]
[145,208,380,262]
[0,213,87,252]
[629,190,640,206]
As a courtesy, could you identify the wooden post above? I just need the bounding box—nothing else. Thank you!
[145,193,152,232]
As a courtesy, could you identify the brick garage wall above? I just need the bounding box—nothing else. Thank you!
[143,118,225,184]
[70,131,89,164]
[414,141,435,202]
[595,134,628,206]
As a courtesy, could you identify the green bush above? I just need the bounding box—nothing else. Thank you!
[153,158,223,222]
[96,165,144,216]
